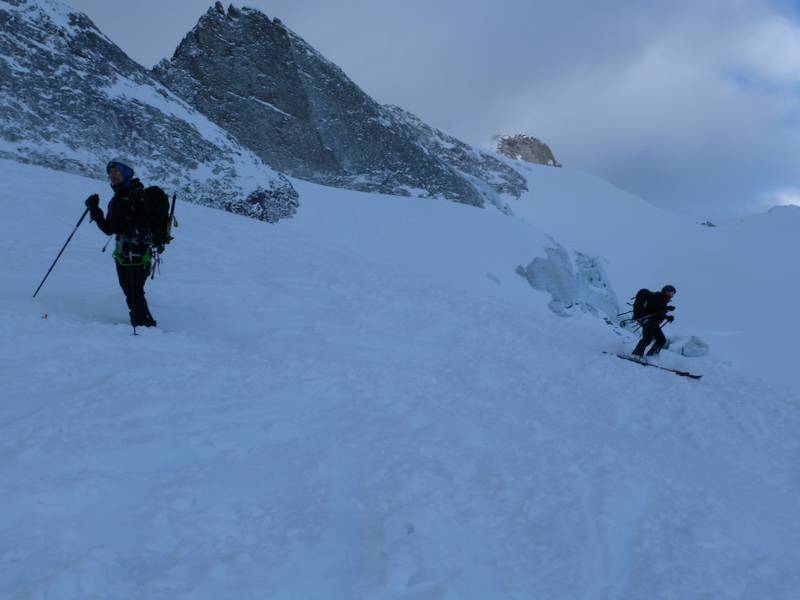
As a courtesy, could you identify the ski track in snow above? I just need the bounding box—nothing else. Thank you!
[1,160,798,599]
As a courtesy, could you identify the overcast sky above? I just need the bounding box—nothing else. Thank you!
[70,0,800,218]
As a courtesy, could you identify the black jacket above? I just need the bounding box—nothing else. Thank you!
[89,178,144,236]
[644,292,672,322]
[90,179,150,261]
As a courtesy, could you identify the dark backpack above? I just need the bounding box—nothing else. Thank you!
[132,186,172,246]
[632,288,652,320]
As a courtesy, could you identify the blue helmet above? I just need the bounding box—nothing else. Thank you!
[106,159,134,187]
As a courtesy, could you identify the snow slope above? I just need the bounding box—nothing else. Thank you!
[1,159,799,598]
[506,160,800,393]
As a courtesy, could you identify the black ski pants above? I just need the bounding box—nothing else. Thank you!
[115,262,154,326]
[632,318,666,357]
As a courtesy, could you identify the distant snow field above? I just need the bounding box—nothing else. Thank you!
[1,159,798,598]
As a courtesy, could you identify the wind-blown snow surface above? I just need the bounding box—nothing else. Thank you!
[1,160,799,598]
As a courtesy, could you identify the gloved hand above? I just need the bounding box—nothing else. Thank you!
[85,194,100,209]
[665,315,674,322]
[666,305,676,311]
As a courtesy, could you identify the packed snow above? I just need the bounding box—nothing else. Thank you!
[1,159,798,598]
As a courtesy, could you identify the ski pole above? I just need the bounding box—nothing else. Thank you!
[101,235,113,252]
[150,248,161,280]
[617,310,633,317]
[129,249,138,336]
[33,208,89,298]
[167,192,177,241]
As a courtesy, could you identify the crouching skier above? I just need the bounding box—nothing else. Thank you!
[84,159,160,329]
[631,285,677,358]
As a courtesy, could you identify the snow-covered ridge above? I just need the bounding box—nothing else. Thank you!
[0,0,298,221]
[8,0,87,37]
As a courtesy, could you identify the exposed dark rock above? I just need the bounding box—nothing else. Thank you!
[239,186,300,223]
[496,134,561,167]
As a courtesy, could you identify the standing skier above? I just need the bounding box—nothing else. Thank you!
[85,160,157,328]
[631,285,676,358]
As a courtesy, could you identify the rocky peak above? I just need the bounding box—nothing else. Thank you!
[154,3,342,180]
[204,1,247,23]
[153,3,527,208]
[496,134,562,168]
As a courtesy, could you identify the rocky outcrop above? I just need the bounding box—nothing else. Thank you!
[153,3,527,209]
[0,0,298,221]
[496,134,561,167]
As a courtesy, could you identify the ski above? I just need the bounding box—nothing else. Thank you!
[603,352,702,379]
